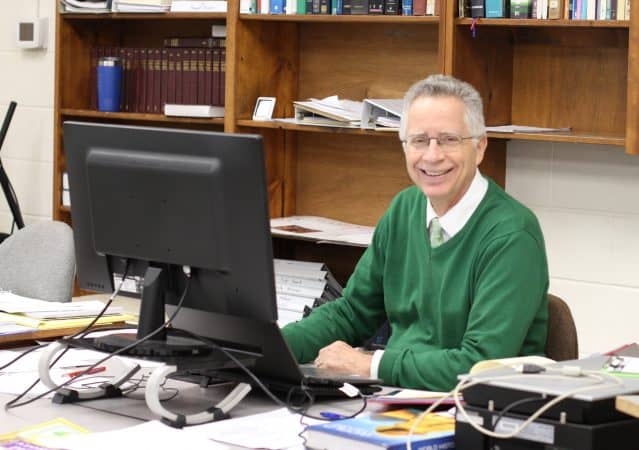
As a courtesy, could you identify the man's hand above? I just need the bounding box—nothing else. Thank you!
[313,340,373,377]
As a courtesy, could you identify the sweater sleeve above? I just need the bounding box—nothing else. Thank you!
[378,230,549,391]
[281,218,389,364]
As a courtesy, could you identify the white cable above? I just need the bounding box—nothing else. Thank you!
[145,365,251,426]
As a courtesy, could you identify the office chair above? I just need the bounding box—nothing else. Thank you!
[0,221,75,302]
[545,293,579,361]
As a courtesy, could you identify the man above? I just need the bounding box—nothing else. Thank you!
[281,75,549,391]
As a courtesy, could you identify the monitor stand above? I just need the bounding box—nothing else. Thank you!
[94,266,211,358]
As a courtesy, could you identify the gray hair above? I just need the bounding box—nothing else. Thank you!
[398,74,486,141]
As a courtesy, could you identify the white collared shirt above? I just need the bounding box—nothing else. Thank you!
[369,170,488,379]
[425,169,488,244]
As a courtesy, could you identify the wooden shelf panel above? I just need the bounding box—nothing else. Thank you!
[60,109,225,125]
[60,12,226,20]
[240,14,439,23]
[456,18,629,27]
[237,119,399,136]
[487,130,625,146]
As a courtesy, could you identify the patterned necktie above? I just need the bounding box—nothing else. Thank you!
[430,217,445,248]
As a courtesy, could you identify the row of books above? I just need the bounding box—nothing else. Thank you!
[89,39,226,115]
[242,0,440,15]
[460,0,630,18]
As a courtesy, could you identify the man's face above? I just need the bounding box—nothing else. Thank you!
[403,96,486,216]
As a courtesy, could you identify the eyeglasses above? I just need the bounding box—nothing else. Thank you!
[401,133,477,153]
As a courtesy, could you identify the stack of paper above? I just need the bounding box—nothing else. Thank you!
[60,0,111,13]
[270,215,374,247]
[0,292,133,331]
[170,0,227,12]
[274,258,343,327]
[111,0,171,12]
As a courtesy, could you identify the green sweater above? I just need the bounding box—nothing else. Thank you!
[282,180,549,391]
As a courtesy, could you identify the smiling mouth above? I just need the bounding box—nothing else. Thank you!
[421,168,453,177]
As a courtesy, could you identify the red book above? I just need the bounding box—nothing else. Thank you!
[137,48,147,114]
[211,46,220,106]
[145,48,155,113]
[413,0,426,14]
[219,46,226,107]
[174,49,183,104]
[160,49,169,111]
[187,49,198,104]
[153,48,162,113]
[204,48,212,107]
[166,49,176,105]
[197,49,206,105]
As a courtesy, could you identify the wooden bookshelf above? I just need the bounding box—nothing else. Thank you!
[53,1,639,283]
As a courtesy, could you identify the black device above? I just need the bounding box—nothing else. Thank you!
[63,121,381,392]
[0,101,25,243]
[455,357,639,450]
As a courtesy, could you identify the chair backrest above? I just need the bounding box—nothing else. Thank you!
[545,293,578,361]
[0,221,75,302]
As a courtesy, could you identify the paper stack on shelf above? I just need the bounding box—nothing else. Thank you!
[111,0,171,12]
[60,0,111,13]
[361,98,402,131]
[164,104,224,118]
[170,0,227,12]
[274,258,343,327]
[270,215,374,247]
[293,96,363,128]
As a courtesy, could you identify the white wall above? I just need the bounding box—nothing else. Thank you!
[507,141,639,355]
[0,0,55,231]
[0,0,636,355]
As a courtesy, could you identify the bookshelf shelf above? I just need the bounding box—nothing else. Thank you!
[487,131,625,146]
[237,119,399,136]
[240,14,440,23]
[60,12,227,20]
[456,18,629,28]
[60,109,225,125]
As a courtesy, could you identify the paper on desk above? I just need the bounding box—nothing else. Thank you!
[271,215,374,247]
[186,407,321,450]
[0,293,123,318]
[39,420,230,450]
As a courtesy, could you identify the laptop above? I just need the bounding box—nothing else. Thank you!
[167,305,382,395]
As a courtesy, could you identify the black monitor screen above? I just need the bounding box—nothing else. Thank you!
[64,121,278,359]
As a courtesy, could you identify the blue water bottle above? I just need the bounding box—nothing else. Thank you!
[97,57,122,112]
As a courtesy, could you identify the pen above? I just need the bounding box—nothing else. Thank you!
[319,411,348,420]
[65,366,106,378]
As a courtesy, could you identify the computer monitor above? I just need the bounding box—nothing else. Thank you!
[63,121,278,362]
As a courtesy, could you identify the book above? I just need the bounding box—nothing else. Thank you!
[370,388,458,406]
[164,103,224,117]
[470,0,485,17]
[401,0,413,14]
[510,0,532,16]
[305,409,455,450]
[413,0,426,14]
[485,0,507,16]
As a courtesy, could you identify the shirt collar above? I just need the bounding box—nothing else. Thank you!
[426,170,488,239]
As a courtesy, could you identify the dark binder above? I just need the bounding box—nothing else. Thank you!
[369,0,385,13]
